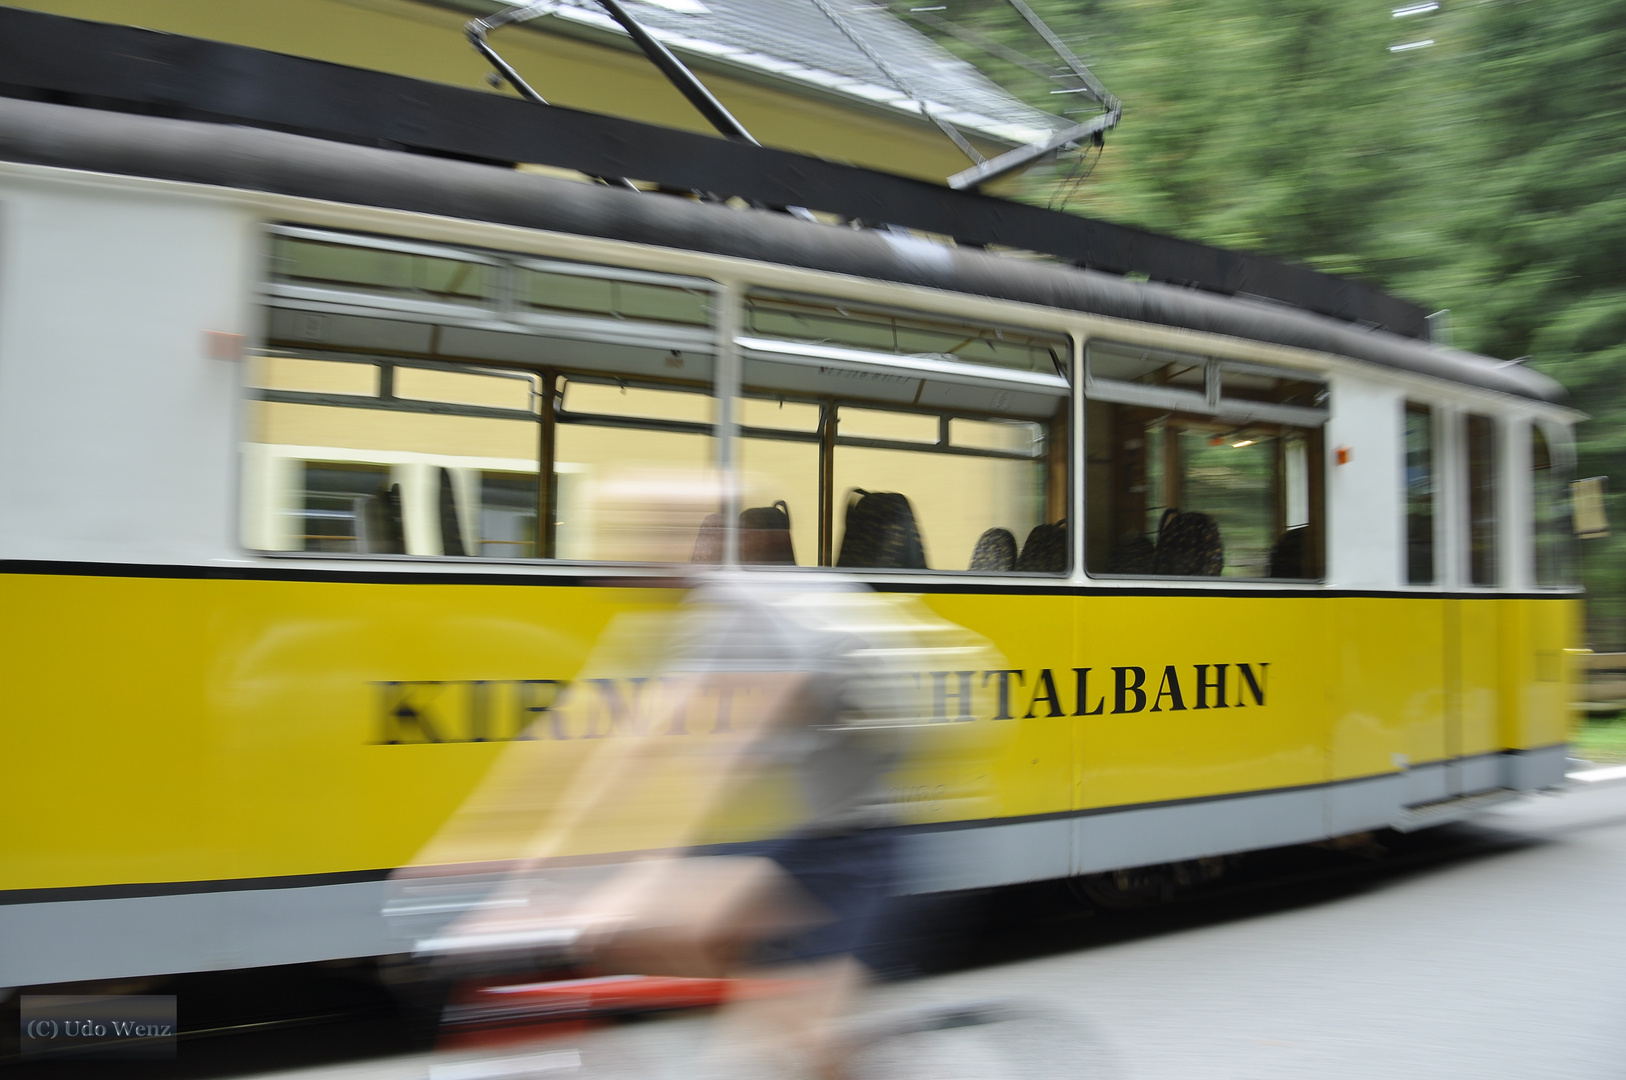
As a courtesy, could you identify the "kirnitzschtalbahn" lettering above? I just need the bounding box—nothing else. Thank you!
[373,663,1268,744]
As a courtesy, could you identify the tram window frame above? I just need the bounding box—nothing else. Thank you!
[1083,341,1328,581]
[1464,413,1500,587]
[1403,402,1437,585]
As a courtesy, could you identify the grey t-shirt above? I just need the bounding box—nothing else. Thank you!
[665,574,911,836]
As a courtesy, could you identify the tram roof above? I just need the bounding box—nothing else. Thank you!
[0,94,1564,406]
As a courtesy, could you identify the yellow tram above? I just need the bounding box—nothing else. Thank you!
[0,51,1581,987]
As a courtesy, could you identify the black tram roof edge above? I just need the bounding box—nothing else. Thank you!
[0,93,1565,406]
[0,6,1424,333]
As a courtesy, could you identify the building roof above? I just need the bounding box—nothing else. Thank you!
[455,0,1069,147]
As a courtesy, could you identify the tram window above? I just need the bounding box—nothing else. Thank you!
[738,397,821,433]
[269,232,492,308]
[1217,362,1328,410]
[830,406,1052,572]
[252,355,380,397]
[1084,403,1324,578]
[553,376,719,562]
[396,367,537,412]
[1084,343,1326,579]
[268,229,720,337]
[260,229,729,564]
[561,379,714,424]
[552,428,717,562]
[738,435,821,566]
[1087,341,1208,402]
[517,265,711,326]
[840,408,939,444]
[950,418,1044,454]
[731,290,1070,573]
[730,397,822,565]
[243,354,542,558]
[1404,403,1436,585]
[1466,414,1499,586]
[1532,424,1575,587]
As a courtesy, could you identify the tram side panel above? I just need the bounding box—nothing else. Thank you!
[0,177,258,884]
[902,593,1078,892]
[1068,593,1330,876]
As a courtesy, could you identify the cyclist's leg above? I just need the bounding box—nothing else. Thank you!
[708,829,897,1078]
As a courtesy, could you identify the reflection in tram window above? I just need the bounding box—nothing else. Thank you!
[1466,413,1499,586]
[517,264,711,326]
[479,473,540,559]
[301,462,393,553]
[1084,342,1327,579]
[243,354,542,558]
[1404,403,1436,585]
[1531,424,1575,588]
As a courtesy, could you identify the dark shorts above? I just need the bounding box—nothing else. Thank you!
[734,829,897,968]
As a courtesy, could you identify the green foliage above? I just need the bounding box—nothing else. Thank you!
[1574,715,1626,765]
[906,0,1626,641]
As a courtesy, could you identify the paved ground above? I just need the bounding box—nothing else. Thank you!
[896,780,1626,1079]
[230,780,1626,1079]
